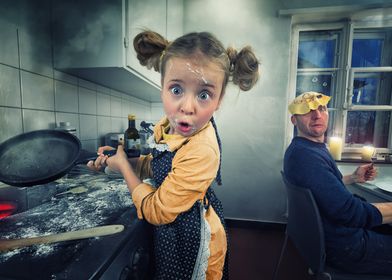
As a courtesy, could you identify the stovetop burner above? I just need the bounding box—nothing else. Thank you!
[0,165,153,280]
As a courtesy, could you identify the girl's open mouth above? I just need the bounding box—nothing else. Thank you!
[177,121,193,134]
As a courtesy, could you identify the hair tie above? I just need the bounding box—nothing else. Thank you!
[160,50,166,62]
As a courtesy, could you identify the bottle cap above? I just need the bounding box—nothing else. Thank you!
[128,114,136,120]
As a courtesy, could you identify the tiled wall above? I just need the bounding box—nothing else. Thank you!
[0,0,164,152]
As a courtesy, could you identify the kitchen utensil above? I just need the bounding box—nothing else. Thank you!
[55,121,77,135]
[0,224,124,252]
[0,129,98,187]
[55,186,88,196]
[140,121,154,134]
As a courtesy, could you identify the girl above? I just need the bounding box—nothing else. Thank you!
[88,30,259,279]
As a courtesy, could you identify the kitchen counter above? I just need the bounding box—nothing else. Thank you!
[0,165,152,280]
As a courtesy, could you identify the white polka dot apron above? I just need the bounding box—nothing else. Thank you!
[150,118,229,280]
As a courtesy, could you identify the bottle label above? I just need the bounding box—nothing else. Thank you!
[125,139,141,150]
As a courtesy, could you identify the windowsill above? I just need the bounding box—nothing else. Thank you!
[336,158,392,164]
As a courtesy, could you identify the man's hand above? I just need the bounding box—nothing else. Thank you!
[353,163,377,183]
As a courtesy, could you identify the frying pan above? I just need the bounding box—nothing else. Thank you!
[0,129,98,187]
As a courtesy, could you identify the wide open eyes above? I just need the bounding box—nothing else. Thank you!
[198,90,211,101]
[168,84,213,102]
[170,85,183,96]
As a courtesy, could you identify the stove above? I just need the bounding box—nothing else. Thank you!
[0,165,153,280]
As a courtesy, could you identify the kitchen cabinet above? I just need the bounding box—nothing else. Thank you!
[126,0,184,90]
[52,0,183,102]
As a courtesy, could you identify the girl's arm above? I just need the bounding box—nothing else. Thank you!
[86,146,151,178]
[132,141,219,225]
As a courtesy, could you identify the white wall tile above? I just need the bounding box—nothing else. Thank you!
[0,18,18,68]
[79,114,97,140]
[151,102,164,122]
[22,109,55,132]
[97,92,111,116]
[111,117,124,133]
[97,116,112,137]
[78,87,97,115]
[21,71,54,110]
[0,107,23,142]
[0,64,21,107]
[110,89,122,98]
[55,112,80,139]
[121,99,132,118]
[55,81,78,113]
[130,102,147,121]
[110,95,122,117]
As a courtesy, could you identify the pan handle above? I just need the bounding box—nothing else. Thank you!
[76,149,100,164]
[76,149,141,164]
[103,149,141,158]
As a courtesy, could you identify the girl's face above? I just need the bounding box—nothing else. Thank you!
[161,56,224,137]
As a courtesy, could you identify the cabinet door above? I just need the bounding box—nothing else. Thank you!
[53,0,124,69]
[126,0,166,88]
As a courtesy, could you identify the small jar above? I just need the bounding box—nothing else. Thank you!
[56,121,77,136]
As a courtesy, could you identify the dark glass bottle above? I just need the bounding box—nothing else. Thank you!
[124,114,141,157]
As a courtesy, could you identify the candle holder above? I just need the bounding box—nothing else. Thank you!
[328,137,343,160]
[361,145,375,162]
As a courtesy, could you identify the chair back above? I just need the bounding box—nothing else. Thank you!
[281,172,326,274]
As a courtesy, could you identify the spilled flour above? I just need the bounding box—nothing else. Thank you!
[0,171,133,262]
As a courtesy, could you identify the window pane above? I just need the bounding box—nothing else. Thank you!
[352,39,382,67]
[346,111,391,148]
[351,72,392,106]
[296,73,333,97]
[352,28,392,67]
[298,31,339,68]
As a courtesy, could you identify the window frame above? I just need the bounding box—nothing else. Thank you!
[286,16,392,157]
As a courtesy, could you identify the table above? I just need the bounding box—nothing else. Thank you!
[346,183,392,203]
[338,162,392,203]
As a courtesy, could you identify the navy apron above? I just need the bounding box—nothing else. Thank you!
[150,119,228,280]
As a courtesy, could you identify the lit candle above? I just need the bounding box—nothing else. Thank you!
[328,137,343,160]
[361,145,375,162]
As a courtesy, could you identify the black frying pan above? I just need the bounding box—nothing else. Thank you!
[0,129,98,187]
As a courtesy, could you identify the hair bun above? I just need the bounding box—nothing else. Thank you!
[230,46,260,91]
[133,30,169,72]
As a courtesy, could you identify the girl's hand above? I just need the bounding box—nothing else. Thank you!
[86,146,114,172]
[105,144,129,174]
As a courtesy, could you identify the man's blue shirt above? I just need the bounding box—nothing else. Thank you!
[284,136,382,253]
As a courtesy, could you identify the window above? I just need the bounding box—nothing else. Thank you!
[290,19,392,154]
